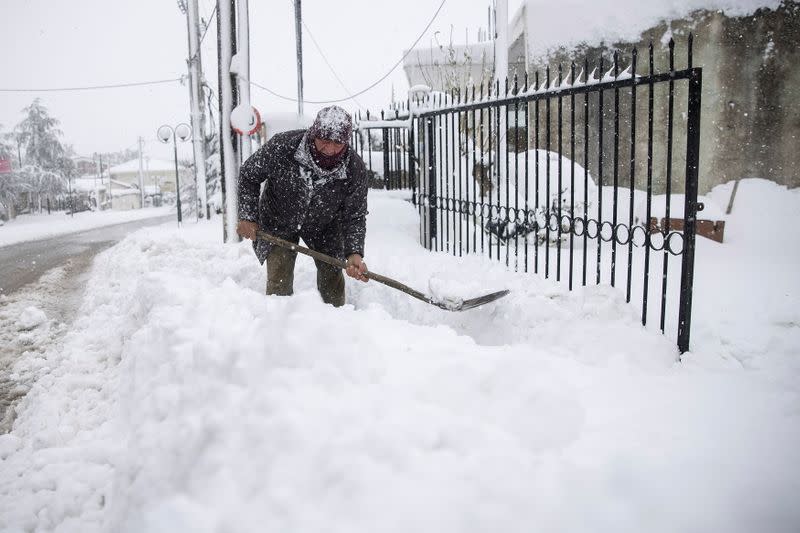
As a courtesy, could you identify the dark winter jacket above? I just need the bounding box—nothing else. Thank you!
[238,129,368,264]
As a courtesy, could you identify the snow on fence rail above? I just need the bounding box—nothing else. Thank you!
[352,36,703,353]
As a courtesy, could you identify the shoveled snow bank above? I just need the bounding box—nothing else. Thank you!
[0,206,173,248]
[16,306,48,331]
[0,185,798,532]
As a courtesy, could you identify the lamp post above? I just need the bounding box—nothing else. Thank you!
[157,123,191,225]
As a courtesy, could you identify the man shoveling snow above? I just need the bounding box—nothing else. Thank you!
[236,106,369,307]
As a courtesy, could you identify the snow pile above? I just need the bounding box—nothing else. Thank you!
[16,306,48,331]
[0,206,172,248]
[0,184,798,532]
[689,178,800,373]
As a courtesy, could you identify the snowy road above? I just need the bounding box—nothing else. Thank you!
[0,215,173,432]
[0,214,174,295]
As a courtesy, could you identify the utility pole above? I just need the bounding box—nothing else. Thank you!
[184,0,210,220]
[93,152,100,210]
[218,0,239,242]
[236,0,252,162]
[137,136,145,208]
[294,0,304,117]
[99,153,111,210]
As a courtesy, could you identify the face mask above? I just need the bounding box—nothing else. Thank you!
[310,137,348,171]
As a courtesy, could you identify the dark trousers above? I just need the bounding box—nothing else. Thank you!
[266,245,345,307]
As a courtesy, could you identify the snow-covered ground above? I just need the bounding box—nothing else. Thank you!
[0,206,174,248]
[0,180,798,532]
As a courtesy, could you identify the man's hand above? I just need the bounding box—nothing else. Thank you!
[237,220,259,241]
[345,254,368,282]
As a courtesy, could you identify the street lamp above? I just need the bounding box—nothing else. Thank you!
[157,123,191,225]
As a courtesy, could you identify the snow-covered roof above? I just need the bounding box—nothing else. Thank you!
[110,178,136,189]
[109,158,183,174]
[72,177,106,192]
[517,0,781,58]
[110,188,141,197]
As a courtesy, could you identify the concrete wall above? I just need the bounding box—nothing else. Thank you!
[522,0,800,195]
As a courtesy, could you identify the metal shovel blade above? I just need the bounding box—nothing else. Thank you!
[431,289,511,312]
[254,229,511,313]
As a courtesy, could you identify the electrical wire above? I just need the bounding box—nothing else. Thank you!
[3,5,216,93]
[0,78,183,93]
[290,0,363,110]
[200,3,217,46]
[188,2,218,64]
[249,0,447,104]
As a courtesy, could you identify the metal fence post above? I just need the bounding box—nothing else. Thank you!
[408,121,417,206]
[677,67,702,353]
[426,116,437,249]
[382,128,391,190]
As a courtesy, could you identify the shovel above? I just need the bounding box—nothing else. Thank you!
[255,230,510,311]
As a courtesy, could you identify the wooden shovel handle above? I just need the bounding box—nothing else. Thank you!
[254,230,432,303]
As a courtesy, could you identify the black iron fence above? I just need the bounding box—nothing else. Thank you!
[354,37,702,353]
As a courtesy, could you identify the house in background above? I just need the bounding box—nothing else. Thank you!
[109,179,142,210]
[108,158,186,194]
[70,155,98,177]
[72,175,108,211]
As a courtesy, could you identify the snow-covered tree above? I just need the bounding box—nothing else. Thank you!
[20,165,65,199]
[9,100,74,213]
[0,124,24,219]
[204,130,221,213]
[15,99,68,172]
[0,124,15,161]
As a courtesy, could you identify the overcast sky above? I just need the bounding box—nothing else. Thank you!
[0,0,523,162]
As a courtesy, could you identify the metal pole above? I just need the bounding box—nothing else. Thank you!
[94,153,100,210]
[218,0,240,242]
[494,0,508,170]
[101,153,110,210]
[426,117,437,249]
[67,172,73,217]
[294,0,304,117]
[174,132,183,226]
[137,136,145,208]
[237,0,252,161]
[678,66,702,354]
[382,127,390,189]
[186,0,209,219]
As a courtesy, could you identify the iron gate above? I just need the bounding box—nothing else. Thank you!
[355,37,702,353]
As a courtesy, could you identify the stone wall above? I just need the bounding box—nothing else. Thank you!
[521,1,800,195]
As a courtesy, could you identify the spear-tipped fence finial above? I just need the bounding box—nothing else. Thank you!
[668,37,675,71]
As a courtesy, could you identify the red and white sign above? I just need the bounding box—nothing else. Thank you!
[0,159,12,174]
[230,105,262,136]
